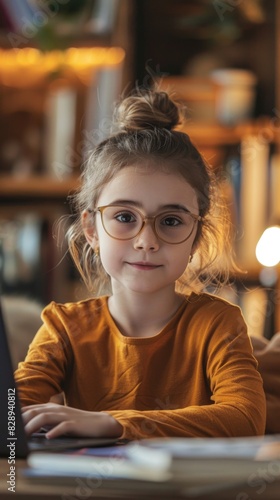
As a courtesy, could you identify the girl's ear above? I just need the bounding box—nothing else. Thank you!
[81,210,98,247]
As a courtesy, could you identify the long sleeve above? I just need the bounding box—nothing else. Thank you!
[14,307,74,405]
[107,310,266,439]
[15,294,266,438]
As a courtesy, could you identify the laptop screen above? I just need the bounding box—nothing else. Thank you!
[0,301,29,458]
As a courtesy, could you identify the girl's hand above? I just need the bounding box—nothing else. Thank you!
[21,403,123,439]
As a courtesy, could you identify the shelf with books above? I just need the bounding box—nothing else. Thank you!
[182,117,280,307]
[0,0,132,304]
[0,45,125,179]
[0,175,80,198]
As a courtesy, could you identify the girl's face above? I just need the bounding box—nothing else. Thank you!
[83,166,199,296]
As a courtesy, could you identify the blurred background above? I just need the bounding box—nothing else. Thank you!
[0,0,280,340]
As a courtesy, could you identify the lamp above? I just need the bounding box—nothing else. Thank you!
[256,225,280,267]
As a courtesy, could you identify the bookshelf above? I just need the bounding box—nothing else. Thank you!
[0,43,126,305]
[0,0,133,304]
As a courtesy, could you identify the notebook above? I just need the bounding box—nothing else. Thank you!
[0,299,118,458]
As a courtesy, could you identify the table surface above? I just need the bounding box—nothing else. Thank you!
[2,457,280,500]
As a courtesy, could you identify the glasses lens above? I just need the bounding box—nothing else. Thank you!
[101,206,142,239]
[155,211,195,243]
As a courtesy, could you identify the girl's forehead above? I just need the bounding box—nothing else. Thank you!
[97,166,199,213]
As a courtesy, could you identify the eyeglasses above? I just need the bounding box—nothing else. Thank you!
[93,204,202,245]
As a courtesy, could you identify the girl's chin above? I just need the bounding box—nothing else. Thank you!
[112,280,176,296]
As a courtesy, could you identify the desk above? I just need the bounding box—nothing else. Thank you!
[1,458,280,500]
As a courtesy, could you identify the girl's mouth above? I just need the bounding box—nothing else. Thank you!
[127,262,161,271]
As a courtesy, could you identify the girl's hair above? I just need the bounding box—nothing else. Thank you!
[67,88,238,296]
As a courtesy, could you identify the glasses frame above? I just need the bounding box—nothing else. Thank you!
[92,204,202,245]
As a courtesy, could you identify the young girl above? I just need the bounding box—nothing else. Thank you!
[15,89,266,440]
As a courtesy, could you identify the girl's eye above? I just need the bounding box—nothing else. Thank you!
[114,212,137,223]
[161,216,182,227]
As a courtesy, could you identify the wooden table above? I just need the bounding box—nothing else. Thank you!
[2,457,280,500]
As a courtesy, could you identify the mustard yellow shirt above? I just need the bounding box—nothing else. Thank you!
[15,293,266,440]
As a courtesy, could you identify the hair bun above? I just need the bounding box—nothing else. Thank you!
[114,90,180,132]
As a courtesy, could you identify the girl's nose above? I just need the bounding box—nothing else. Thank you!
[133,223,160,251]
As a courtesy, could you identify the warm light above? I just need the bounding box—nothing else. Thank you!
[256,226,280,267]
[0,47,125,87]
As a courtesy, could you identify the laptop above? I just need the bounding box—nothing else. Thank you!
[0,300,118,458]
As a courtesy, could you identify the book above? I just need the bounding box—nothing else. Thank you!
[83,63,123,158]
[270,153,280,220]
[44,86,77,179]
[86,0,119,35]
[239,135,270,269]
[26,444,171,482]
